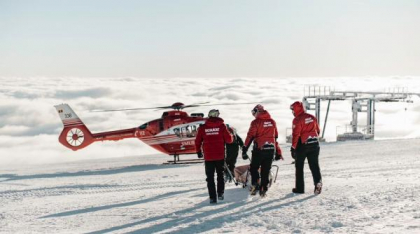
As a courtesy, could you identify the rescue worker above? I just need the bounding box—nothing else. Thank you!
[290,101,323,194]
[195,109,233,204]
[242,104,283,197]
[224,125,244,182]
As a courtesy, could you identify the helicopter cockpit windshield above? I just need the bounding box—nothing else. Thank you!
[139,123,148,129]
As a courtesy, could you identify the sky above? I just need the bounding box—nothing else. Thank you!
[1,0,420,77]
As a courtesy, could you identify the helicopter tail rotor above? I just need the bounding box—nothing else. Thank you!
[55,104,94,151]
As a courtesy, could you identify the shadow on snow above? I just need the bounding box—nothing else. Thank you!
[0,164,186,183]
[40,188,201,219]
[86,187,316,234]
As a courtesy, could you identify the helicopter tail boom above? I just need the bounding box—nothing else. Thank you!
[55,104,94,151]
[55,104,138,151]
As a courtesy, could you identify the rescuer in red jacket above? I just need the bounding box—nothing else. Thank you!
[242,104,283,197]
[195,109,233,204]
[290,101,322,194]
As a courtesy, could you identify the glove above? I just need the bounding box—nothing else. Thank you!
[290,147,296,160]
[197,151,203,159]
[242,151,249,160]
[242,146,249,160]
[241,146,247,153]
[275,153,283,161]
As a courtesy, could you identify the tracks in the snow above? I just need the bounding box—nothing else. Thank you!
[0,179,202,200]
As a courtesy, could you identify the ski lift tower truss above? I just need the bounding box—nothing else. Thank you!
[332,89,419,141]
[302,86,348,141]
[293,86,420,143]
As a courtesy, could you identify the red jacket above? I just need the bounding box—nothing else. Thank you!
[195,117,233,161]
[291,106,320,149]
[244,111,282,155]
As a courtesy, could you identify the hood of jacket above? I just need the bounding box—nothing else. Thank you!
[205,117,225,127]
[256,110,272,120]
[292,103,304,117]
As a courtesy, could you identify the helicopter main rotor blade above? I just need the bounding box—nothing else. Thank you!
[91,106,173,112]
[91,102,255,112]
[183,102,257,108]
[181,102,210,108]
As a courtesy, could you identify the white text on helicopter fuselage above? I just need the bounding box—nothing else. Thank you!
[205,128,220,135]
[181,141,194,146]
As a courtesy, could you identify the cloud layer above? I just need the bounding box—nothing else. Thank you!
[0,77,419,165]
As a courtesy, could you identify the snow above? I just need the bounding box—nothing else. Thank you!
[0,76,419,233]
[1,138,419,233]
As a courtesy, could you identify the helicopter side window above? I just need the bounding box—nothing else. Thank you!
[139,123,148,130]
[173,128,181,137]
[173,124,201,138]
[190,125,198,137]
[185,125,192,137]
[184,124,200,138]
[180,127,187,138]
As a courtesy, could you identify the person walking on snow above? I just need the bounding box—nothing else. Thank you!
[242,104,283,197]
[224,125,244,182]
[290,101,323,194]
[195,109,233,204]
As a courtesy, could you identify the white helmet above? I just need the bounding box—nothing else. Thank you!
[208,109,220,117]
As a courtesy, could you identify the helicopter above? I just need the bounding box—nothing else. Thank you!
[54,102,252,163]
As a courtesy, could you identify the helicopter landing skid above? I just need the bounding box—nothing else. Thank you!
[163,154,204,165]
[163,159,204,165]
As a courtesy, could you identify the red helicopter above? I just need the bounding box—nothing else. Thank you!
[54,102,250,163]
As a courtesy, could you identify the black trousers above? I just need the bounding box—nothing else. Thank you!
[250,149,274,191]
[295,142,322,192]
[205,160,225,199]
[225,154,237,174]
[225,144,239,173]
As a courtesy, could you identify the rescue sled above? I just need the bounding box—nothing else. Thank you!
[227,164,279,189]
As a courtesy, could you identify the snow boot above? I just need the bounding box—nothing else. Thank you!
[259,188,267,198]
[292,188,304,194]
[314,182,322,195]
[250,185,258,196]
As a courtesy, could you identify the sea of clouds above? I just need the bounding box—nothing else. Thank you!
[0,77,419,166]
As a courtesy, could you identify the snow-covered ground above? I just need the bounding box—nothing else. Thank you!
[1,77,419,233]
[1,138,419,233]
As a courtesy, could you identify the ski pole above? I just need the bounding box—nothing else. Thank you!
[224,161,238,186]
[271,165,280,183]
